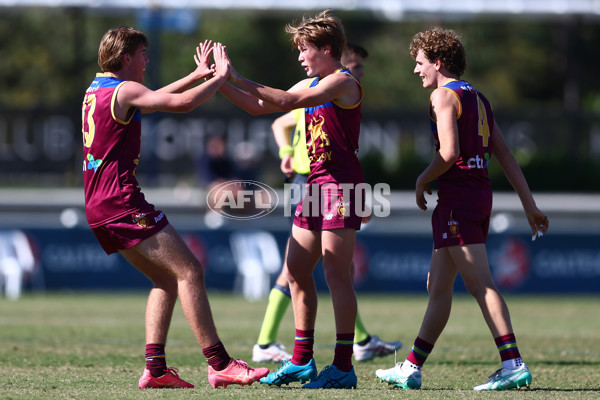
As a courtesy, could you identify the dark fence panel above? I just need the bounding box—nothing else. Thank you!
[1,108,599,190]
[4,227,599,296]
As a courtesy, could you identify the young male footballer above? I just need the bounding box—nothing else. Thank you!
[220,10,365,389]
[82,26,268,389]
[376,27,549,391]
[253,42,402,366]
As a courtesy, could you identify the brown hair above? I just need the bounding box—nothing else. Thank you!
[98,26,148,72]
[285,9,346,60]
[345,42,368,59]
[409,27,466,77]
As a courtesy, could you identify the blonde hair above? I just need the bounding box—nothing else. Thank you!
[285,9,346,60]
[98,26,148,72]
[409,27,466,77]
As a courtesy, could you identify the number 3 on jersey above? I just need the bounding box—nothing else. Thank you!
[476,94,490,147]
[82,93,96,148]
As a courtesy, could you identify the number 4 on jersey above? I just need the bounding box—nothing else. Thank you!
[476,94,490,147]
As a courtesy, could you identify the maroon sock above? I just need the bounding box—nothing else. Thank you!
[145,343,167,378]
[332,332,354,372]
[202,341,231,371]
[495,333,521,361]
[406,336,434,367]
[291,329,314,366]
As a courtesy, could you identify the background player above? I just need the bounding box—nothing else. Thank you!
[82,26,268,389]
[375,27,549,391]
[252,43,402,364]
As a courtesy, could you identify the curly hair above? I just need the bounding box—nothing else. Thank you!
[285,9,347,60]
[409,27,466,77]
[98,26,148,72]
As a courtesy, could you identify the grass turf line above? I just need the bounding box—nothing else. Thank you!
[0,292,599,399]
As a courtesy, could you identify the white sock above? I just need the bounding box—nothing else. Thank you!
[402,360,421,372]
[502,357,524,370]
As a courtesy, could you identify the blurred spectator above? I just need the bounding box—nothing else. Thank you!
[199,137,263,224]
[0,230,38,300]
[198,135,239,219]
[230,231,281,301]
[232,140,260,181]
[197,135,236,187]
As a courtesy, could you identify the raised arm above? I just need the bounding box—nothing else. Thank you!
[218,70,312,116]
[117,42,229,116]
[236,72,356,109]
[156,40,216,95]
[491,121,549,236]
[219,81,287,115]
[220,48,359,115]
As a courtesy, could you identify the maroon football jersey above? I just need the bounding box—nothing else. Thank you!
[294,68,365,231]
[82,73,155,227]
[304,68,365,187]
[430,79,493,209]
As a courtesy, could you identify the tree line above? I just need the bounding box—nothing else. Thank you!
[1,8,599,191]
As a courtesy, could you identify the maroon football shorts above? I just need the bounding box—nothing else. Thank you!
[431,202,490,250]
[91,210,169,254]
[294,183,363,231]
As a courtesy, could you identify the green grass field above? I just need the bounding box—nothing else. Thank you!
[1,292,598,399]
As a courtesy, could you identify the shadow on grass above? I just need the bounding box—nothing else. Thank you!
[528,388,600,392]
[362,387,600,392]
[530,360,600,366]
[433,360,600,367]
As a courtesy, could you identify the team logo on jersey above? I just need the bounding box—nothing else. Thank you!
[132,213,150,229]
[307,115,330,154]
[448,210,460,238]
[467,153,490,169]
[86,154,103,172]
[336,196,350,219]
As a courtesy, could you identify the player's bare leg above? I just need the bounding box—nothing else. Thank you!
[286,225,322,332]
[124,224,268,388]
[122,225,220,347]
[303,228,358,389]
[417,247,458,344]
[275,238,292,288]
[448,244,513,337]
[259,225,321,387]
[321,229,356,334]
[252,237,293,363]
[120,249,178,345]
[376,247,457,390]
[121,226,205,389]
[124,258,191,389]
[446,244,530,391]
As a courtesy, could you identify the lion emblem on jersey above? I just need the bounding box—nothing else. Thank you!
[132,213,150,229]
[448,210,459,238]
[307,115,330,154]
[336,196,350,219]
